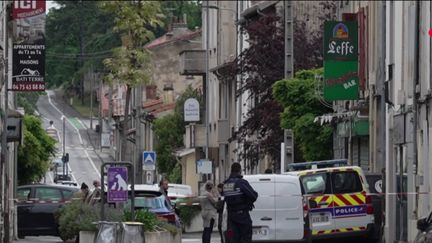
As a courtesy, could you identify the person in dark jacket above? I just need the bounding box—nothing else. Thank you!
[223,163,258,243]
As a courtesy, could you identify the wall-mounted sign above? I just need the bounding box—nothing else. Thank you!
[324,21,358,61]
[12,0,46,91]
[184,98,200,122]
[323,21,359,101]
[196,159,212,174]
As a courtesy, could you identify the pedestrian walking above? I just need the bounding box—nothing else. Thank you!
[80,182,90,204]
[89,180,102,205]
[216,183,225,243]
[198,181,219,243]
[223,162,258,243]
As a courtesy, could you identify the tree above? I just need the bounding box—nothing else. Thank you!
[101,1,164,161]
[273,69,333,161]
[46,1,120,94]
[153,85,204,182]
[226,14,284,172]
[18,115,57,185]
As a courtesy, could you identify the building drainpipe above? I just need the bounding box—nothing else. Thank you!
[205,0,210,162]
[410,2,420,239]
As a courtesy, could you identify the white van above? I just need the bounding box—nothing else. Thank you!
[243,174,305,241]
[243,166,375,242]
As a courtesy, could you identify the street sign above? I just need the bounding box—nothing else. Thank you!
[142,151,156,171]
[101,132,111,148]
[145,171,153,185]
[375,179,383,193]
[196,159,212,174]
[107,167,128,203]
[184,98,200,122]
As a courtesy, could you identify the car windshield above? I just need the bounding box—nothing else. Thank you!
[127,195,169,209]
[301,173,328,194]
[168,187,192,197]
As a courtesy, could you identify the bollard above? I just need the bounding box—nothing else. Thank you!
[120,222,145,243]
[94,221,120,243]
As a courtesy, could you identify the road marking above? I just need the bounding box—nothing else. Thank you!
[46,91,101,179]
[47,171,53,184]
[67,163,77,183]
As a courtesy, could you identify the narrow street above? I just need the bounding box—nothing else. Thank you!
[37,90,102,187]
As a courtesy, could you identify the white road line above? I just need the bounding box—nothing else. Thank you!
[67,163,77,183]
[46,91,101,178]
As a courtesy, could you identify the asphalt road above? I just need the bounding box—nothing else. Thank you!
[38,90,102,188]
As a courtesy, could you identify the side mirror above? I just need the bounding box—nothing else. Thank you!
[417,218,429,231]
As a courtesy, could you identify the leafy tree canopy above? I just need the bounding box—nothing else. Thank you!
[18,115,57,185]
[273,69,333,161]
[46,1,120,89]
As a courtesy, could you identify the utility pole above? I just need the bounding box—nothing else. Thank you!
[283,0,294,171]
[205,0,210,160]
[136,85,143,184]
[78,0,85,105]
[99,73,103,150]
[1,5,10,240]
[90,66,94,130]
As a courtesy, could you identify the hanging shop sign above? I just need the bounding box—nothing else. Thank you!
[323,21,359,101]
[11,0,46,91]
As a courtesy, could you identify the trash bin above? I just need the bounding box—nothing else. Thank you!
[94,221,120,243]
[120,222,145,243]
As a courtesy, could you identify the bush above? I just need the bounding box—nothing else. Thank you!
[177,205,201,227]
[57,201,122,240]
[123,209,160,232]
[124,209,181,235]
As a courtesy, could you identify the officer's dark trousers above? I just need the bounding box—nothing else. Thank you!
[230,220,252,243]
[202,218,215,243]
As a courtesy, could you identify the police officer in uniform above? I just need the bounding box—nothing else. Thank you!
[223,162,258,243]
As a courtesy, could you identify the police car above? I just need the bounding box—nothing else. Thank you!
[244,160,376,242]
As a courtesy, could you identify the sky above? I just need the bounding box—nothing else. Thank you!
[46,1,60,14]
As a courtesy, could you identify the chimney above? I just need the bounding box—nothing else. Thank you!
[163,83,174,103]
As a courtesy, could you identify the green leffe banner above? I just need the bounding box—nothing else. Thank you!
[323,21,359,101]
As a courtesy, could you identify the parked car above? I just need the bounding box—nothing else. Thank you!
[17,184,79,238]
[127,184,181,227]
[167,183,193,206]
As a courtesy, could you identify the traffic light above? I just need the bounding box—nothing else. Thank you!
[62,153,69,163]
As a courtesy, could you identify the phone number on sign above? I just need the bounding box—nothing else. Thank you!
[11,83,45,91]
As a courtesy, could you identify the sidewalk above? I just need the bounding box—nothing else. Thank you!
[13,236,73,243]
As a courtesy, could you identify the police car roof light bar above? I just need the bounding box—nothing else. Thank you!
[287,159,348,171]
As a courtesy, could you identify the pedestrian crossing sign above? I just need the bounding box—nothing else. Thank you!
[143,151,156,171]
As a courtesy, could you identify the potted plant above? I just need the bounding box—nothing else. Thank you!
[123,209,182,243]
